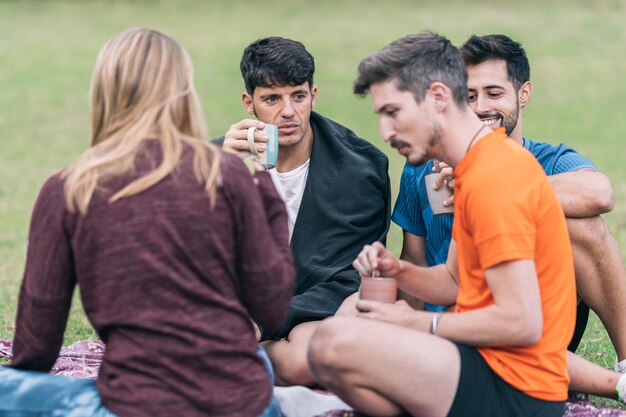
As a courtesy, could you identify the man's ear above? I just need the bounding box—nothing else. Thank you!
[242,92,255,115]
[519,81,532,108]
[428,82,450,112]
[310,84,318,108]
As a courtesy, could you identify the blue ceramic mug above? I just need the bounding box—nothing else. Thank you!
[247,124,278,169]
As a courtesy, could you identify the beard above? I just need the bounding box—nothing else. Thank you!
[502,102,520,136]
[404,122,443,166]
[479,102,519,136]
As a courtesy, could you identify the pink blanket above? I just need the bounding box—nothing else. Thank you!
[2,339,625,416]
[311,392,626,417]
[0,339,104,379]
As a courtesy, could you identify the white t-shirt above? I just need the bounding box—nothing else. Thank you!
[269,159,310,240]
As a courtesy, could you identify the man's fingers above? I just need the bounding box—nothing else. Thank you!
[353,251,373,277]
[230,118,265,132]
[223,119,270,154]
[226,127,269,144]
[223,137,253,153]
[433,170,453,190]
[356,299,382,313]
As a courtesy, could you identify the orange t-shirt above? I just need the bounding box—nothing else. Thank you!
[452,128,576,401]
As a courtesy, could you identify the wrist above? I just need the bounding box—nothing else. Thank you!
[429,312,443,336]
[396,259,409,275]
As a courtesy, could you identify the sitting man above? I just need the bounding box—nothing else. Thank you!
[393,34,626,366]
[215,36,390,386]
[308,30,625,417]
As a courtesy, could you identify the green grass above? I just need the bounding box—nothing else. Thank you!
[1,0,625,405]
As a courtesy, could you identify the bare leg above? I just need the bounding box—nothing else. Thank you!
[264,290,400,386]
[568,351,620,398]
[308,316,460,417]
[262,321,319,386]
[568,216,626,360]
[335,293,359,317]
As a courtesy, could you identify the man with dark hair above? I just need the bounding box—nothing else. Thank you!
[307,31,625,417]
[392,33,626,367]
[217,36,391,386]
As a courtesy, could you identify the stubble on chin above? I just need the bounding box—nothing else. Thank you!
[411,124,442,165]
[407,149,429,166]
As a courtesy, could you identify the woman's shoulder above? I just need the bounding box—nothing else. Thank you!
[37,170,67,202]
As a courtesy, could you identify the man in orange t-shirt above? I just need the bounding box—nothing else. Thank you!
[307,32,577,417]
[453,128,575,401]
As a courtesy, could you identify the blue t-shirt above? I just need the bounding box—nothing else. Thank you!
[391,138,596,311]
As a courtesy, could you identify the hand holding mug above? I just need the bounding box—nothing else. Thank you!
[223,119,268,154]
[247,124,278,169]
[353,241,401,279]
[425,163,454,214]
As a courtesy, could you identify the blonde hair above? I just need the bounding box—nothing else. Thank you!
[63,28,221,215]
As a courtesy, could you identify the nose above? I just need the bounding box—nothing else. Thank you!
[473,94,492,115]
[281,99,296,119]
[379,118,395,143]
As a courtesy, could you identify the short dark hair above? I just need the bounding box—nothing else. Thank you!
[460,34,530,91]
[353,31,468,108]
[239,37,315,94]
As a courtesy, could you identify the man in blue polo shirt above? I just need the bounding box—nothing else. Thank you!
[393,34,626,369]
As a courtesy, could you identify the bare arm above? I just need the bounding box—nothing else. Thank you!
[356,259,543,348]
[433,259,543,346]
[399,231,427,266]
[353,241,459,307]
[548,169,614,217]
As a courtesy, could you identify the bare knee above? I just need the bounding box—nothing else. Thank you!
[308,317,357,385]
[335,293,359,317]
[268,322,319,386]
[275,352,314,386]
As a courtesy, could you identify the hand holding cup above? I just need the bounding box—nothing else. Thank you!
[425,171,454,215]
[247,124,278,169]
[223,119,268,154]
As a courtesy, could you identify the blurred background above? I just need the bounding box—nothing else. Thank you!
[1,0,625,403]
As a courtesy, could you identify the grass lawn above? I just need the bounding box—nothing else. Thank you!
[1,0,625,406]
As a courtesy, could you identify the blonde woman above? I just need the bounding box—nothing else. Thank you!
[0,28,293,417]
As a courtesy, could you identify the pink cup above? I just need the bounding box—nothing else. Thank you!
[360,277,397,303]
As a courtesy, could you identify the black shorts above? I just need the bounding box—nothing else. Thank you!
[447,344,564,417]
[568,300,590,353]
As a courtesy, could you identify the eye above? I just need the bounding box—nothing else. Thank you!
[467,92,477,103]
[263,96,278,105]
[488,91,503,99]
[387,109,399,118]
[293,93,307,102]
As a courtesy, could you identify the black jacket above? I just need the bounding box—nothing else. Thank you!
[215,112,391,339]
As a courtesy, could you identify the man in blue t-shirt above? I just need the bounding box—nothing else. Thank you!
[393,34,626,369]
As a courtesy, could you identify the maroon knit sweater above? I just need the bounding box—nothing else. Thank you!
[10,145,295,417]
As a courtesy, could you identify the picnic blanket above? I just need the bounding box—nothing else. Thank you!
[279,387,626,417]
[2,339,626,416]
[0,339,104,379]
[307,391,626,417]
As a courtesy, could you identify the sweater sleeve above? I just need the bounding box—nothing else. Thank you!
[224,157,295,332]
[10,175,76,371]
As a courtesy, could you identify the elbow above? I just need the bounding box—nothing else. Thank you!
[509,312,543,346]
[518,322,543,346]
[596,189,615,214]
[593,178,615,213]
